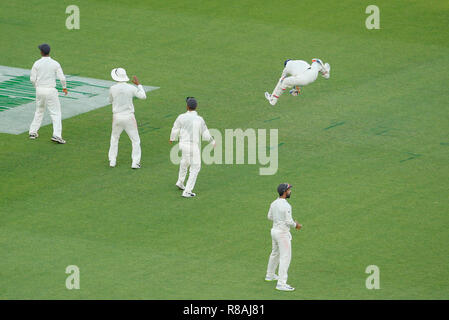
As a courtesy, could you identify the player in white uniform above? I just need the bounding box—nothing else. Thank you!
[264,58,331,106]
[29,44,68,143]
[169,97,215,198]
[108,68,147,169]
[265,183,302,291]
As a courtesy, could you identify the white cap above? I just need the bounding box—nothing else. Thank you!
[111,68,129,82]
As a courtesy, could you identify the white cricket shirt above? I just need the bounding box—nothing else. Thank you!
[267,198,297,232]
[30,57,67,89]
[109,82,146,115]
[282,60,310,77]
[170,110,214,144]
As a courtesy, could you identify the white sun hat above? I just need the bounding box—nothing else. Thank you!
[111,67,129,82]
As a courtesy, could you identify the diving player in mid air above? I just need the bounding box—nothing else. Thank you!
[264,58,331,106]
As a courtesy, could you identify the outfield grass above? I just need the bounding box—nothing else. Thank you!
[0,0,448,299]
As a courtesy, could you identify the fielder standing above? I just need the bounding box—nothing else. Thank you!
[29,44,68,143]
[265,183,302,291]
[169,97,215,198]
[265,58,331,106]
[108,67,146,169]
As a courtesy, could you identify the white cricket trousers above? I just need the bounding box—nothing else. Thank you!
[178,141,201,193]
[266,229,292,286]
[108,113,141,165]
[272,62,321,100]
[29,87,62,137]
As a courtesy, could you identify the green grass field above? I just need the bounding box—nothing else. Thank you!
[1,0,448,299]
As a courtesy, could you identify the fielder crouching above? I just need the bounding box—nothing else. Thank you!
[265,58,331,106]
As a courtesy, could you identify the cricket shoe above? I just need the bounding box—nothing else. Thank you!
[109,160,116,168]
[265,274,279,282]
[29,133,39,140]
[182,191,196,198]
[51,136,66,144]
[289,86,301,96]
[264,92,277,106]
[131,163,141,169]
[276,284,295,292]
[176,181,185,190]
